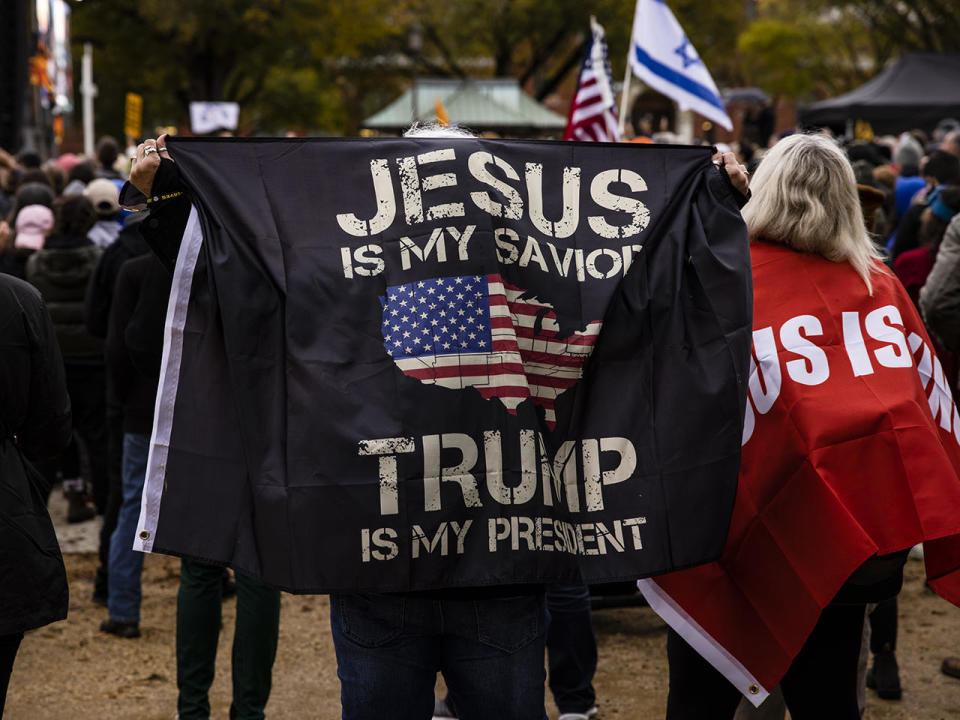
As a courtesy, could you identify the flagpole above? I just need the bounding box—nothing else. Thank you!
[618,61,632,138]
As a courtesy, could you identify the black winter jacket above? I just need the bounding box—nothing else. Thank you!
[84,219,150,340]
[0,274,72,635]
[25,235,104,361]
[107,254,169,434]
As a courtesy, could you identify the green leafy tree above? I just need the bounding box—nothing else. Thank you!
[69,0,394,136]
[69,0,754,136]
[840,0,960,61]
[670,0,752,88]
[738,0,960,102]
[737,14,869,99]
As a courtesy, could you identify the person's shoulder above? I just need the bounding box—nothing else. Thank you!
[0,272,44,309]
[0,271,39,292]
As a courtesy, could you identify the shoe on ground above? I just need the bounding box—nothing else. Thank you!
[66,495,97,523]
[867,650,902,700]
[99,618,141,639]
[943,657,960,679]
[432,697,457,720]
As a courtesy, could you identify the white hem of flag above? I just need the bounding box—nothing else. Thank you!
[134,206,203,554]
[637,578,770,707]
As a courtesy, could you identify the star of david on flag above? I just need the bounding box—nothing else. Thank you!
[628,0,732,130]
[673,35,701,69]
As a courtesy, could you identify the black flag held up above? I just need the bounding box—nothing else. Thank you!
[134,137,752,593]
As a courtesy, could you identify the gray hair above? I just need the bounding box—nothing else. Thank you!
[403,122,476,139]
[741,133,882,294]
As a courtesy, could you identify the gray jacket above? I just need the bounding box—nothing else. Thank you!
[920,214,960,350]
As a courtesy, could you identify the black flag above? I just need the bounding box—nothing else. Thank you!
[134,137,752,593]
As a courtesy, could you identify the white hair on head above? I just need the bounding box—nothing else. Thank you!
[403,122,476,140]
[741,133,883,294]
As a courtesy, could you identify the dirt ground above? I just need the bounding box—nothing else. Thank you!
[6,548,960,719]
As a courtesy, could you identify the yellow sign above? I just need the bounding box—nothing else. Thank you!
[125,92,143,139]
[854,119,874,141]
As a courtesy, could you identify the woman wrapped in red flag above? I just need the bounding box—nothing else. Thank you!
[640,133,960,719]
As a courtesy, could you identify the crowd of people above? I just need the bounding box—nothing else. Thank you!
[1,115,959,720]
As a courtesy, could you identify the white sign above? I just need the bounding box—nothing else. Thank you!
[189,102,240,134]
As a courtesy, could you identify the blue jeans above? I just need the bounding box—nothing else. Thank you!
[107,433,150,623]
[546,584,597,714]
[330,591,546,720]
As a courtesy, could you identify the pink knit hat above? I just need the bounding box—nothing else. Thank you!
[14,204,54,250]
[54,153,81,172]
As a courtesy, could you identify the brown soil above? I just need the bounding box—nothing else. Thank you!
[5,554,960,719]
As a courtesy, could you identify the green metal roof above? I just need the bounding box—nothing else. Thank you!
[364,78,566,131]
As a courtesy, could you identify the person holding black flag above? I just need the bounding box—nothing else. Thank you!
[123,128,750,719]
[119,137,281,720]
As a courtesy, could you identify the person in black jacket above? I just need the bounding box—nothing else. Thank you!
[84,212,150,605]
[118,144,282,718]
[0,274,72,715]
[122,133,751,720]
[100,251,168,639]
[26,194,106,523]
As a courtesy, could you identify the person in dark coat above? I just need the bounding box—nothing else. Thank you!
[83,211,150,605]
[26,195,106,522]
[95,136,124,181]
[0,273,72,714]
[100,252,168,638]
[119,138,283,718]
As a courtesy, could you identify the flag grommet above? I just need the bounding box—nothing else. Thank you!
[748,685,759,695]
[139,531,150,540]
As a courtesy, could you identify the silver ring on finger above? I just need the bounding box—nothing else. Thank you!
[144,146,158,155]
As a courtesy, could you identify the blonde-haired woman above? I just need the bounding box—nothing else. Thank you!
[657,133,960,719]
[741,132,883,291]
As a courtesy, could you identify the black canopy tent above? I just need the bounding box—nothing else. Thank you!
[799,54,960,135]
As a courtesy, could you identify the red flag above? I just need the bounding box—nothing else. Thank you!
[640,239,960,705]
[563,18,620,143]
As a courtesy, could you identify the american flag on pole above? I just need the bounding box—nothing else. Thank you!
[383,274,602,429]
[563,17,621,143]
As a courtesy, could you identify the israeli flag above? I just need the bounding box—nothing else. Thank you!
[629,0,732,130]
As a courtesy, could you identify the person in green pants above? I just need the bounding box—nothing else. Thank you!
[176,559,282,720]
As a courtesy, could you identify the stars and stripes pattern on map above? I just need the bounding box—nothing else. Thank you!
[382,273,602,429]
[563,17,620,143]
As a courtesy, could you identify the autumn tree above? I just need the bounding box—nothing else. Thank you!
[70,0,676,135]
[69,0,395,136]
[737,0,960,102]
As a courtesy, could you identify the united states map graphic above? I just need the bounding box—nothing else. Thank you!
[381,273,602,429]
